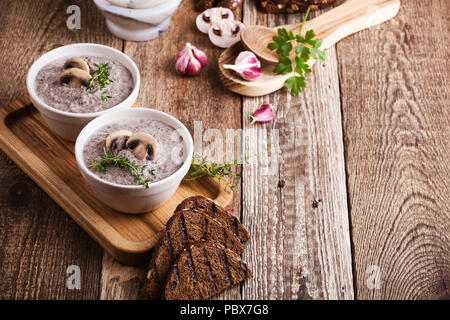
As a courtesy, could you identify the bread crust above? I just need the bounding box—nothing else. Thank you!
[162,241,252,300]
[257,0,337,13]
[142,210,244,299]
[175,195,250,242]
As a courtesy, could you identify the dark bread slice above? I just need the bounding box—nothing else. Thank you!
[143,210,244,299]
[175,195,250,242]
[162,241,252,300]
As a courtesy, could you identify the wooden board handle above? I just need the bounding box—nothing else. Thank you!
[286,0,401,49]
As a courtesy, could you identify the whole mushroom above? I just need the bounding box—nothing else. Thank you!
[59,68,92,88]
[126,132,159,161]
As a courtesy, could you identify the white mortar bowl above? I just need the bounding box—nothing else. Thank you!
[75,108,193,214]
[94,0,182,41]
[27,43,140,141]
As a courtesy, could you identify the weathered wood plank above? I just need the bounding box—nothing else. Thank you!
[100,252,146,300]
[0,0,122,299]
[0,152,103,299]
[240,3,354,299]
[99,0,243,299]
[337,0,450,299]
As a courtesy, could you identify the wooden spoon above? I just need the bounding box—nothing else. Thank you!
[219,0,401,96]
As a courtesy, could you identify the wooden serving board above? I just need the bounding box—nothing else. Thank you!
[0,97,233,266]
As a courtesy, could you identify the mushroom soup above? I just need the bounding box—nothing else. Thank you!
[35,56,133,113]
[84,119,185,186]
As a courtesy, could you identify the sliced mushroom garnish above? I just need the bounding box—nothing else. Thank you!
[208,20,245,48]
[59,68,92,88]
[126,132,159,161]
[106,130,133,154]
[196,7,234,34]
[63,57,90,73]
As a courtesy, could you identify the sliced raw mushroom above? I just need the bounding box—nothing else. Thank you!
[208,20,245,48]
[106,130,133,154]
[59,68,92,88]
[126,132,159,161]
[196,7,234,34]
[63,57,90,73]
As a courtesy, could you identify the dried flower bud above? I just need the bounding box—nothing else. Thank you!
[222,51,261,81]
[175,42,207,76]
[250,104,274,124]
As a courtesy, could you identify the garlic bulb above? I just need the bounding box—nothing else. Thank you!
[175,43,207,76]
[222,51,261,81]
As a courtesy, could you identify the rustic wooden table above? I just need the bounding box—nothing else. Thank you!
[0,0,448,300]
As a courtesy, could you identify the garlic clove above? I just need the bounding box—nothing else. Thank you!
[175,42,207,76]
[191,45,208,67]
[186,57,203,76]
[223,51,261,81]
[250,104,274,124]
[175,49,191,75]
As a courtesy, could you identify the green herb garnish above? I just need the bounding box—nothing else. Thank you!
[267,7,325,96]
[86,63,114,102]
[88,148,154,188]
[183,153,243,191]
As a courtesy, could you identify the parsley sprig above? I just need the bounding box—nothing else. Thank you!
[268,7,325,96]
[183,153,243,191]
[86,63,114,102]
[88,148,155,188]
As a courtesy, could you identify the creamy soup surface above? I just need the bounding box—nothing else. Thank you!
[84,119,185,186]
[35,56,133,113]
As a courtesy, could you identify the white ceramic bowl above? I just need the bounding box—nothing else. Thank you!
[104,15,171,42]
[26,43,140,141]
[75,108,193,214]
[93,0,182,41]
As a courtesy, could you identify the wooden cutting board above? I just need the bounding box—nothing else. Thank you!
[0,96,233,266]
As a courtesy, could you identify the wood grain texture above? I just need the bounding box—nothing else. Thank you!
[240,3,354,299]
[220,0,400,97]
[1,0,448,301]
[0,98,233,266]
[337,0,450,299]
[0,153,103,299]
[0,0,118,299]
[241,0,400,64]
[100,252,147,300]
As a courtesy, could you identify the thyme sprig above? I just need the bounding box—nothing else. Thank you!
[267,7,326,96]
[86,63,114,102]
[183,153,243,191]
[88,148,154,188]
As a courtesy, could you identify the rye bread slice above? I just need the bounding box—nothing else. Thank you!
[162,241,252,300]
[175,195,250,242]
[143,210,244,299]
